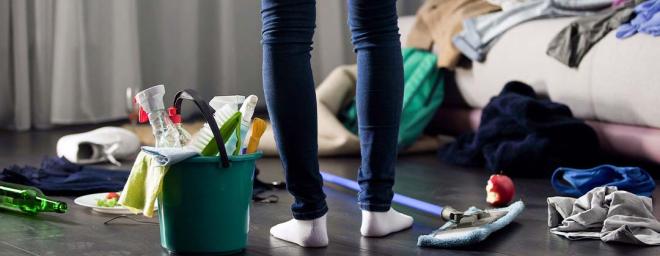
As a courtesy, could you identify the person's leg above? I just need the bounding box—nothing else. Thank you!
[347,0,413,237]
[261,0,328,247]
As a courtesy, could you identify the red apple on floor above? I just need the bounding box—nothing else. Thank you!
[486,173,515,207]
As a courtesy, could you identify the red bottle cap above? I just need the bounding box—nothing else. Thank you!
[168,107,182,123]
[138,107,149,123]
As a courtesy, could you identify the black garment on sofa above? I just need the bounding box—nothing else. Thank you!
[438,81,600,178]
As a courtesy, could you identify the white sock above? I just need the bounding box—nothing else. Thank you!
[270,214,328,247]
[360,208,414,237]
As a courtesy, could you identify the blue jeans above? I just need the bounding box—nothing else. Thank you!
[261,0,403,220]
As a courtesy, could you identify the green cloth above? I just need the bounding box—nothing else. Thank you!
[118,152,166,217]
[340,48,444,148]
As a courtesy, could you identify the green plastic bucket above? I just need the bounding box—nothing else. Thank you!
[158,152,261,255]
[157,89,262,254]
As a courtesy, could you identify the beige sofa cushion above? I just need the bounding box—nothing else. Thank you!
[398,16,660,129]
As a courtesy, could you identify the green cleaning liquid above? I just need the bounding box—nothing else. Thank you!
[0,181,67,215]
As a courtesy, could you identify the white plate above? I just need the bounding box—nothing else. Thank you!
[74,192,157,215]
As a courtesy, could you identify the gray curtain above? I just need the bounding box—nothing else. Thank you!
[0,0,421,131]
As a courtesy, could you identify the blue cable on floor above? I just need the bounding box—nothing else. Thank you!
[320,171,444,216]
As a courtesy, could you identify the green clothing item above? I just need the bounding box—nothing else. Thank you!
[340,48,444,148]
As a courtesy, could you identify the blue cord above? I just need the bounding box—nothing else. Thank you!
[320,171,444,216]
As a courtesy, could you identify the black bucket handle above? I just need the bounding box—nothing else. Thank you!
[173,89,230,168]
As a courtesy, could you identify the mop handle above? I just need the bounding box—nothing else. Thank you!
[320,171,444,216]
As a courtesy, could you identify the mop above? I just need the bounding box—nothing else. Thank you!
[320,171,524,248]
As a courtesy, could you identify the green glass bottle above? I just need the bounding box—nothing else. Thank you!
[0,181,67,215]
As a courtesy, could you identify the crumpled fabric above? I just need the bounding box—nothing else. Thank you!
[438,81,600,177]
[0,157,128,196]
[118,152,164,217]
[617,0,660,38]
[453,0,613,62]
[140,146,198,166]
[547,5,636,67]
[552,165,656,197]
[548,186,660,245]
[405,0,500,68]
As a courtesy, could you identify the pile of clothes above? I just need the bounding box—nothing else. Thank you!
[408,0,659,68]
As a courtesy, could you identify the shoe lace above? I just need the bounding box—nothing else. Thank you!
[103,143,121,166]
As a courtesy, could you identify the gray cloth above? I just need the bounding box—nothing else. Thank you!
[453,0,613,62]
[547,4,638,67]
[547,186,660,245]
[140,146,198,166]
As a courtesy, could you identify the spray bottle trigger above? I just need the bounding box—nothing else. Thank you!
[138,107,149,123]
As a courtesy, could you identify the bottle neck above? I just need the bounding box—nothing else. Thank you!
[36,196,68,213]
[147,109,181,147]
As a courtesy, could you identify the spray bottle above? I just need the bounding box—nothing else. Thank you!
[135,85,181,148]
[168,107,192,146]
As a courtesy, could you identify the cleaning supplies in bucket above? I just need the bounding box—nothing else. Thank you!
[187,95,260,156]
[119,86,264,254]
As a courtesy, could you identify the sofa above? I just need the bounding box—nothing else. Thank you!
[398,15,660,165]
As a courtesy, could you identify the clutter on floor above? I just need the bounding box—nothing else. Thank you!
[57,126,140,166]
[0,181,68,215]
[438,81,600,178]
[418,201,525,248]
[548,186,660,245]
[320,171,525,248]
[552,165,656,197]
[0,157,129,196]
[486,173,515,206]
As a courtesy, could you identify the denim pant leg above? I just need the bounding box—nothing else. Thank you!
[348,0,404,212]
[261,0,328,220]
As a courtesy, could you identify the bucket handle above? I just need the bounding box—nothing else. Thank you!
[173,89,230,168]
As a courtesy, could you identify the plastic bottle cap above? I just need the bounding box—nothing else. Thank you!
[209,95,245,112]
[168,107,182,123]
[138,107,149,123]
[135,85,166,113]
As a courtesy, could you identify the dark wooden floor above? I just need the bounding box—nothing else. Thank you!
[1,125,660,256]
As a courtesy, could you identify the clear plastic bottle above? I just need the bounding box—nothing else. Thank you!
[135,85,181,148]
[168,107,192,146]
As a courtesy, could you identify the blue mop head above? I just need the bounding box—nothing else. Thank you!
[418,201,525,248]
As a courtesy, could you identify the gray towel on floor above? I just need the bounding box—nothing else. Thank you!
[547,186,660,245]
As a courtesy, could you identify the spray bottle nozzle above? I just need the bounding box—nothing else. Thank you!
[168,107,182,124]
[138,107,149,123]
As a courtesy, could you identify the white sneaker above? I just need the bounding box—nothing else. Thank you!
[57,127,140,165]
